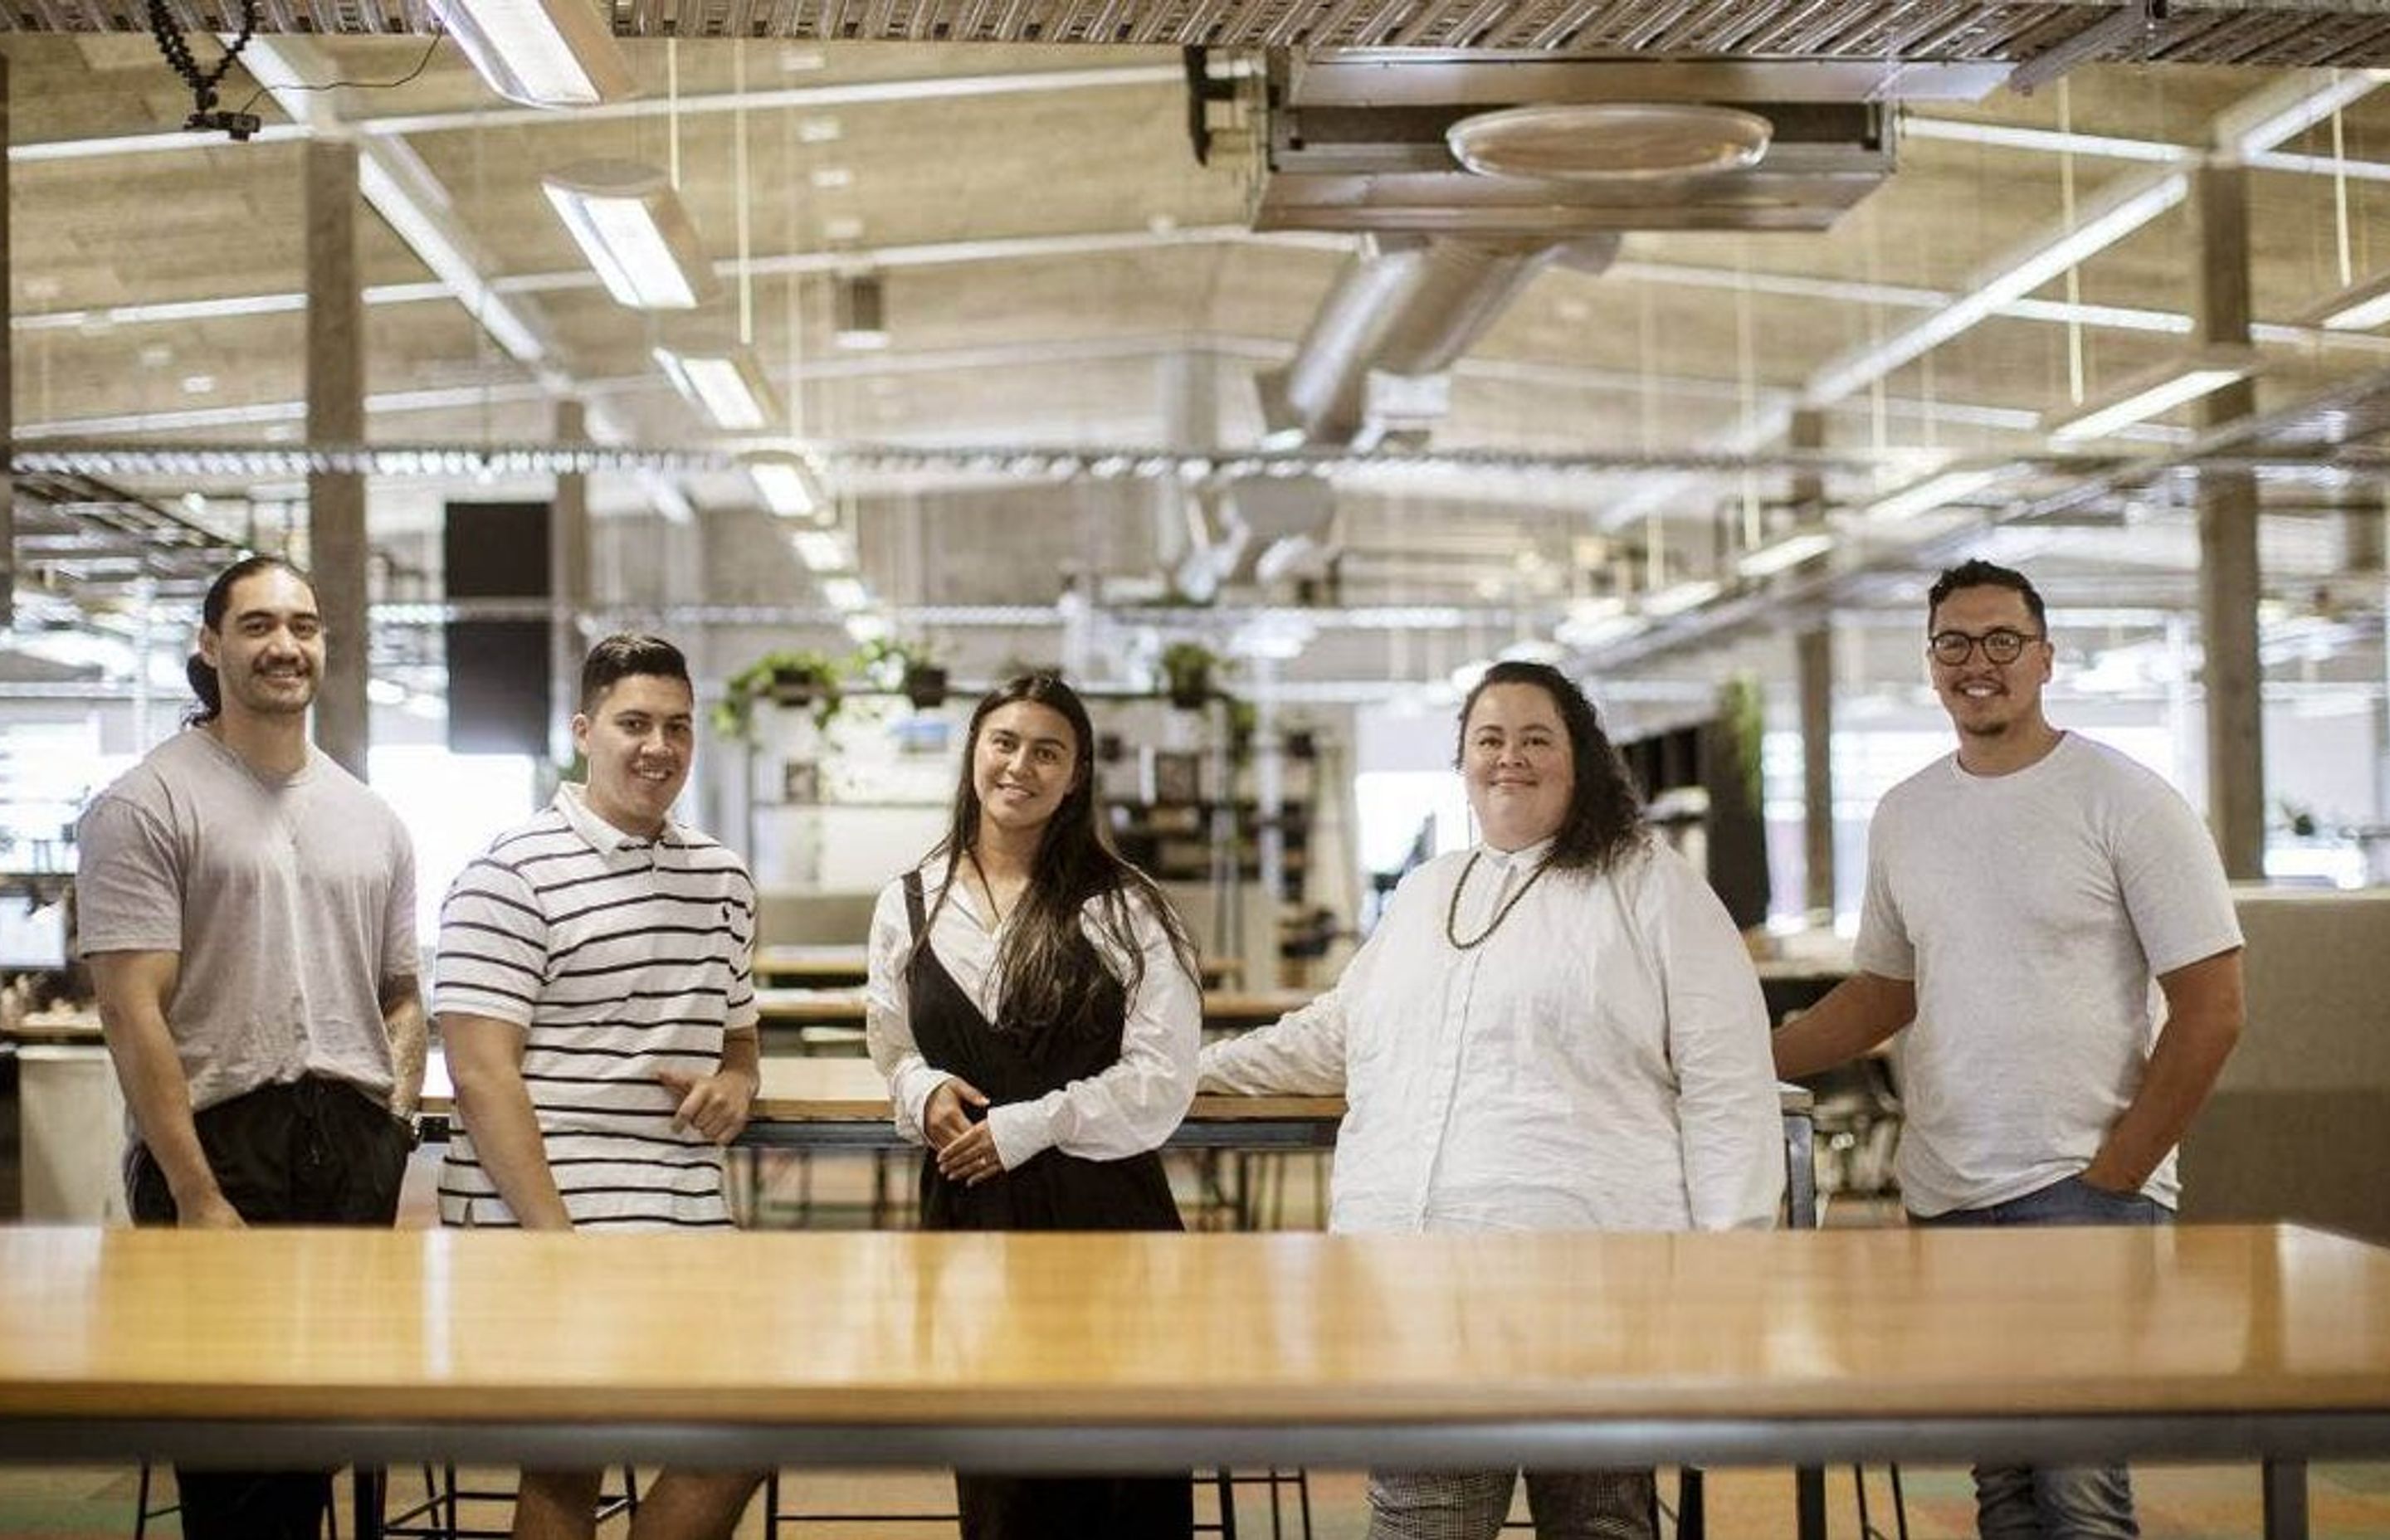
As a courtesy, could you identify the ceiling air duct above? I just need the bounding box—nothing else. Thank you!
[1258,233,1618,450]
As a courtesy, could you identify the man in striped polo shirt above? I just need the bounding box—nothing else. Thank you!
[436,632,763,1540]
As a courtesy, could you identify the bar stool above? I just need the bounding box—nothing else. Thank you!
[379,1464,640,1538]
[132,1462,340,1539]
[1197,1468,1314,1540]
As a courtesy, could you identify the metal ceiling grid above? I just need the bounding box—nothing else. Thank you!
[12,0,2390,69]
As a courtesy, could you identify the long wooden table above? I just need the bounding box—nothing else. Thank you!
[0,1223,2383,1538]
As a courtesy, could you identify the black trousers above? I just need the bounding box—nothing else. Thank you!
[126,1075,412,1540]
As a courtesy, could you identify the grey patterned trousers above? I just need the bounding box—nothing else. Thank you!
[1365,1468,1659,1540]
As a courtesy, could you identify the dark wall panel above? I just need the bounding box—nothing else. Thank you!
[445,501,552,755]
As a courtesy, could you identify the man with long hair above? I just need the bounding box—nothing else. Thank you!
[78,554,425,1540]
[1201,660,1781,1539]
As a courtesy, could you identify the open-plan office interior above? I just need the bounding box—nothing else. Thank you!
[1,1,2388,1535]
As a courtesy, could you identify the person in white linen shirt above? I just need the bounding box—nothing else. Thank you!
[1200,659,1783,1540]
[865,671,1203,1540]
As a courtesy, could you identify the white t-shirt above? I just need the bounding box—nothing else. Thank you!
[1854,733,2243,1216]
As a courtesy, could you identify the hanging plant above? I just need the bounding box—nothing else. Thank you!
[714,649,846,741]
[1159,641,1222,711]
[850,636,950,711]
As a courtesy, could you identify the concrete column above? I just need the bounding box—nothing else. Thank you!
[551,398,591,763]
[2349,497,2386,577]
[0,57,14,630]
[305,139,369,777]
[1797,625,1835,919]
[2189,160,2265,877]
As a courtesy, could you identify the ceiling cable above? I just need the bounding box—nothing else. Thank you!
[1734,261,1760,548]
[2333,94,2354,290]
[736,40,755,348]
[2060,80,2086,407]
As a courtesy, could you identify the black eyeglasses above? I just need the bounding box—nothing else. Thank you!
[1928,628,2041,666]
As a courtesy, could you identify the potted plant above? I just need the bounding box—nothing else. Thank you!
[1158,641,1222,711]
[715,648,846,741]
[851,636,949,712]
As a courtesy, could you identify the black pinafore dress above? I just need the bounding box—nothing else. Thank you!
[902,870,1192,1540]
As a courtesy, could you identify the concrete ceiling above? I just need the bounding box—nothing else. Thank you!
[6,2,2390,714]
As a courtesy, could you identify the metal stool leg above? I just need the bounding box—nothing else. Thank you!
[1675,1467,1705,1539]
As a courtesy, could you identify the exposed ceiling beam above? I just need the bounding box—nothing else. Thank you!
[1800,163,2188,408]
[352,61,1195,135]
[242,37,563,382]
[2,61,1193,163]
[27,227,2390,374]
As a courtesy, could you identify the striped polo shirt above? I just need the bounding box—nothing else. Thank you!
[433,783,758,1230]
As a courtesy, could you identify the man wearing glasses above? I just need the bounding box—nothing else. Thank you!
[1773,558,2243,1540]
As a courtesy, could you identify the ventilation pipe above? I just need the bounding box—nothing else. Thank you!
[1256,232,1619,450]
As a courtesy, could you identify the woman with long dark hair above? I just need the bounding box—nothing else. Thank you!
[866,671,1202,1539]
[1200,660,1783,1540]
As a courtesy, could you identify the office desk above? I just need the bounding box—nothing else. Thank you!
[0,1223,2381,1538]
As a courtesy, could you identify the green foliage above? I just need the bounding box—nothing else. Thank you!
[1159,641,1223,710]
[1715,673,1766,809]
[714,649,846,740]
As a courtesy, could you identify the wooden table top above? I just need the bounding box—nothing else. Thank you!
[420,1052,1342,1128]
[1,1010,103,1046]
[0,1224,2385,1431]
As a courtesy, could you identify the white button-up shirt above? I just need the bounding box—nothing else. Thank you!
[866,858,1199,1172]
[1200,837,1783,1235]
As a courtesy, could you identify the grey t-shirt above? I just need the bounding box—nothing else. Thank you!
[76,728,418,1114]
[1854,733,2243,1217]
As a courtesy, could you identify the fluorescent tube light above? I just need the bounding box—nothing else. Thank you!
[1735,528,1834,579]
[1643,578,1723,618]
[1554,598,1642,651]
[1863,466,2002,524]
[431,0,637,109]
[653,341,779,432]
[748,455,825,520]
[2041,348,2256,441]
[2300,268,2390,332]
[541,161,717,310]
[791,530,854,571]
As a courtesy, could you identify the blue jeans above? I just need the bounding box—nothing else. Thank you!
[1910,1174,2170,1540]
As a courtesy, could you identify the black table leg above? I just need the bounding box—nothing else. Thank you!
[2263,1458,2309,1540]
[1796,1465,1827,1540]
[352,1465,384,1540]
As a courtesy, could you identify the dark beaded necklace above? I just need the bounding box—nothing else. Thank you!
[1442,850,1550,951]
